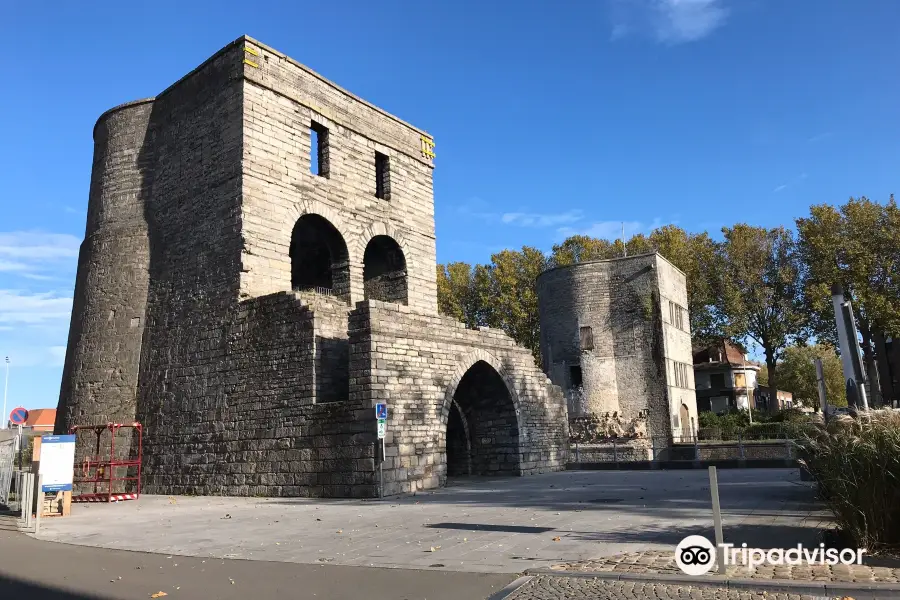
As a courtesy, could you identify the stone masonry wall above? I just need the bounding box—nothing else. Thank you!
[61,35,571,499]
[56,100,154,436]
[349,301,569,496]
[536,254,680,441]
[238,37,437,314]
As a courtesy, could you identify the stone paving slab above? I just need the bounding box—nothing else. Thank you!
[551,549,900,584]
[37,470,825,574]
[503,576,849,600]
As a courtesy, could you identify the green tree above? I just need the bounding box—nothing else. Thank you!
[549,235,618,267]
[714,225,807,400]
[646,226,721,344]
[479,247,548,361]
[776,344,848,410]
[436,262,489,329]
[796,196,900,405]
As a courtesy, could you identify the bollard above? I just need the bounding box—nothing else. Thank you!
[613,439,618,465]
[575,441,580,464]
[785,438,793,460]
[738,433,745,460]
[34,475,43,535]
[694,437,700,461]
[709,466,726,574]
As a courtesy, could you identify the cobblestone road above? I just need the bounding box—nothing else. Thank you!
[505,576,839,599]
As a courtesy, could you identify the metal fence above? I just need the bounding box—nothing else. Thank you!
[569,424,809,467]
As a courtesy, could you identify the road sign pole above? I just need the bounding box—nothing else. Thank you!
[379,438,384,499]
[2,357,9,429]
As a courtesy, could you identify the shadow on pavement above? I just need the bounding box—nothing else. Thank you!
[0,574,101,599]
[425,522,555,533]
[563,521,823,550]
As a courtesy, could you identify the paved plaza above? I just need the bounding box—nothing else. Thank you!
[37,469,827,574]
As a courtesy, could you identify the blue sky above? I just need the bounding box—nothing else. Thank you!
[2,0,898,411]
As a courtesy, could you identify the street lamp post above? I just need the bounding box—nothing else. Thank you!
[2,356,8,429]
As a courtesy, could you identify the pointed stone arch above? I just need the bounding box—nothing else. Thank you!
[441,349,522,476]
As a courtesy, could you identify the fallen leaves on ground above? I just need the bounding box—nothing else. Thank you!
[151,593,168,598]
[552,536,561,542]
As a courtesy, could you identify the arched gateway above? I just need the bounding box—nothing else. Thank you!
[443,359,521,477]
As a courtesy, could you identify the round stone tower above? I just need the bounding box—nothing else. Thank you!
[536,254,667,423]
[56,99,155,433]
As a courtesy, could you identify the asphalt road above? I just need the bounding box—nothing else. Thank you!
[0,530,515,600]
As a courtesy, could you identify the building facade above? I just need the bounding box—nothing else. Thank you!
[535,254,699,443]
[56,36,569,498]
[693,341,759,414]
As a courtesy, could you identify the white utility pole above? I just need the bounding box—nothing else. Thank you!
[2,356,8,429]
[622,222,627,257]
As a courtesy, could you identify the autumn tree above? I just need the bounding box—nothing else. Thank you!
[436,262,491,329]
[646,226,721,344]
[477,247,548,361]
[713,225,807,400]
[549,235,619,267]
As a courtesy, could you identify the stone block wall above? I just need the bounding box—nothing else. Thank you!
[56,99,154,440]
[536,253,698,443]
[349,301,569,496]
[238,37,437,314]
[58,35,570,499]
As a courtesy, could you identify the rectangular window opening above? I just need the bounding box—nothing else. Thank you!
[375,151,391,200]
[310,122,330,178]
[570,365,583,388]
[579,326,594,351]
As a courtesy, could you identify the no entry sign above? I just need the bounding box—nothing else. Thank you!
[8,407,28,426]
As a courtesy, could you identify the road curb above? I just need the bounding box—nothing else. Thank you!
[486,575,533,600]
[524,568,900,599]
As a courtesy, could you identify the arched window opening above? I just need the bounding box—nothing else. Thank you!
[290,214,350,298]
[363,235,407,304]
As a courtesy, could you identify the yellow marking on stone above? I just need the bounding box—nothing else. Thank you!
[244,46,260,57]
[243,59,259,69]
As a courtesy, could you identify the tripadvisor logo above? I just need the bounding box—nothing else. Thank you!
[675,535,716,576]
[675,535,867,575]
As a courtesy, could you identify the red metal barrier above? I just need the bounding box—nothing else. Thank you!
[69,423,142,503]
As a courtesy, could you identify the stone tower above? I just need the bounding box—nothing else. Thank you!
[57,36,568,497]
[536,253,698,441]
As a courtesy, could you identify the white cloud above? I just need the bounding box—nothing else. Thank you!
[0,231,80,280]
[458,199,586,229]
[773,173,808,194]
[48,346,67,366]
[609,0,728,44]
[0,346,68,368]
[0,290,73,324]
[0,232,80,260]
[808,131,833,144]
[501,210,584,227]
[558,218,668,240]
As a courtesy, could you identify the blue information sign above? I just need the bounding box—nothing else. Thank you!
[375,403,387,420]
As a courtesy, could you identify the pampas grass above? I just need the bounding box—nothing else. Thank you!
[796,409,900,550]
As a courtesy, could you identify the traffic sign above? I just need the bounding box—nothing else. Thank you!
[377,419,387,439]
[375,403,387,420]
[9,407,28,426]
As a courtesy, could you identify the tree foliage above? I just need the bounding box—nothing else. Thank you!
[797,196,900,339]
[713,225,807,396]
[774,344,847,410]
